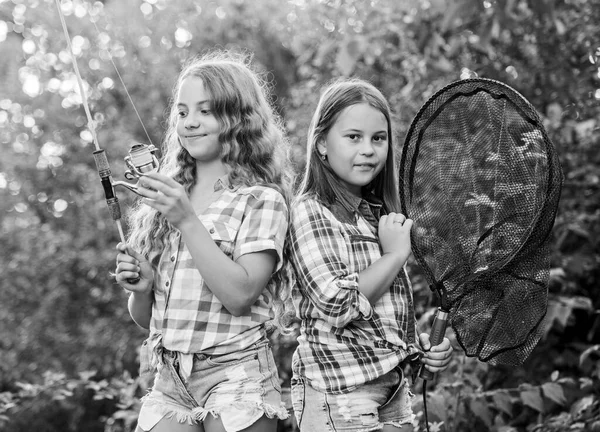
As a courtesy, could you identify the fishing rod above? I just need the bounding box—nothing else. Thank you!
[54,0,159,243]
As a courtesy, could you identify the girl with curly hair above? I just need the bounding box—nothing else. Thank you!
[114,51,292,432]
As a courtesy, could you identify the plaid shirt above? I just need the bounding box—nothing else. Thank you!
[148,179,288,362]
[289,194,417,394]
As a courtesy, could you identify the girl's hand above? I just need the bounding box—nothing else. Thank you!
[418,333,454,373]
[378,212,413,266]
[115,242,154,294]
[137,172,196,229]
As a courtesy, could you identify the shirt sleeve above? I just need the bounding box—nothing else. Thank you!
[233,186,288,273]
[290,198,373,328]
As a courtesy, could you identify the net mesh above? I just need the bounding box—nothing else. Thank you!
[399,78,563,365]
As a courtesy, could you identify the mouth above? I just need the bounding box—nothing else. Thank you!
[185,134,207,139]
[354,163,377,169]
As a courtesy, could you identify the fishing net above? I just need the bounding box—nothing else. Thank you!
[399,78,563,366]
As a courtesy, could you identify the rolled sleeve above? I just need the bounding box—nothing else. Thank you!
[290,199,373,328]
[233,187,288,273]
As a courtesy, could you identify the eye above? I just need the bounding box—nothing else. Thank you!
[178,110,187,118]
[200,109,211,115]
[347,134,361,141]
[373,135,388,143]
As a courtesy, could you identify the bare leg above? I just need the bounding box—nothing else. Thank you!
[382,424,414,432]
[135,417,204,432]
[204,414,278,432]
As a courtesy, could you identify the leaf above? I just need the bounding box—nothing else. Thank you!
[579,345,600,375]
[111,410,137,420]
[469,398,493,427]
[570,395,596,420]
[520,388,545,413]
[465,193,498,208]
[579,377,594,391]
[542,382,567,406]
[492,391,513,416]
[336,37,364,76]
[429,422,445,432]
[543,295,593,334]
[426,392,448,423]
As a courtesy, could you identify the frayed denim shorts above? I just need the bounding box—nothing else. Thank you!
[137,340,289,432]
[291,368,415,432]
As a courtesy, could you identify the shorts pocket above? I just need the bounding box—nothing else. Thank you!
[138,339,154,377]
[258,345,282,393]
[290,379,305,428]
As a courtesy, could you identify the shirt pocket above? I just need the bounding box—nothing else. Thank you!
[347,233,382,274]
[203,220,236,256]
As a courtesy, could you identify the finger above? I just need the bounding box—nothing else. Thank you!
[138,176,175,197]
[422,357,444,368]
[141,197,166,212]
[137,182,165,200]
[116,258,139,271]
[394,213,406,224]
[125,246,145,262]
[429,337,452,352]
[116,252,137,265]
[424,349,450,361]
[419,333,431,351]
[385,213,400,228]
[422,364,445,373]
[403,219,413,231]
[142,172,182,189]
[116,270,140,284]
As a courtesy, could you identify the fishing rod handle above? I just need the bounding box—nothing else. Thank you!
[419,308,449,381]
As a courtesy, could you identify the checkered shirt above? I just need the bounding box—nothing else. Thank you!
[148,181,288,357]
[289,194,417,394]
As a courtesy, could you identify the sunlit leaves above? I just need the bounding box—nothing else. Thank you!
[174,26,192,47]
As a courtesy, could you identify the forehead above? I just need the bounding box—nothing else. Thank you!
[334,103,387,131]
[177,76,209,103]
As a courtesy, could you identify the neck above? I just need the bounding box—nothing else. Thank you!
[194,159,229,191]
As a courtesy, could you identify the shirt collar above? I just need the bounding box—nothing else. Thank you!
[328,190,384,225]
[213,174,233,192]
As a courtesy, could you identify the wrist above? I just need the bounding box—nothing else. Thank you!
[177,214,200,234]
[131,283,154,297]
[383,251,407,268]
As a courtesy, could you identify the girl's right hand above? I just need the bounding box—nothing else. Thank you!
[378,212,413,266]
[115,242,153,294]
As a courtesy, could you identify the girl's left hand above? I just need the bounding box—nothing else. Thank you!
[418,333,453,373]
[137,172,196,228]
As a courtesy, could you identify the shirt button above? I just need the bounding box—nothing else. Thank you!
[166,281,170,287]
[170,256,175,262]
[209,228,215,234]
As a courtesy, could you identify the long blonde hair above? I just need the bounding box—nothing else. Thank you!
[296,78,401,213]
[127,51,294,330]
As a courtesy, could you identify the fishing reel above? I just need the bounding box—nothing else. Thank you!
[112,143,159,195]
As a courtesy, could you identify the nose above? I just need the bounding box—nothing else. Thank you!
[359,140,375,156]
[184,112,200,129]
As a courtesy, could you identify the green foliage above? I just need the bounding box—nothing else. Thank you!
[0,370,144,432]
[0,0,599,431]
[413,320,600,432]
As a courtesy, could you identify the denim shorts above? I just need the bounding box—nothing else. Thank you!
[291,368,415,432]
[137,340,289,432]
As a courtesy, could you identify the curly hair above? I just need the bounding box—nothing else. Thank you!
[126,50,294,331]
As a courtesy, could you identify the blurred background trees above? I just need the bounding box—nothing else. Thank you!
[0,0,598,431]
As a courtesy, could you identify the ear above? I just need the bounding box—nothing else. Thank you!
[316,140,327,157]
